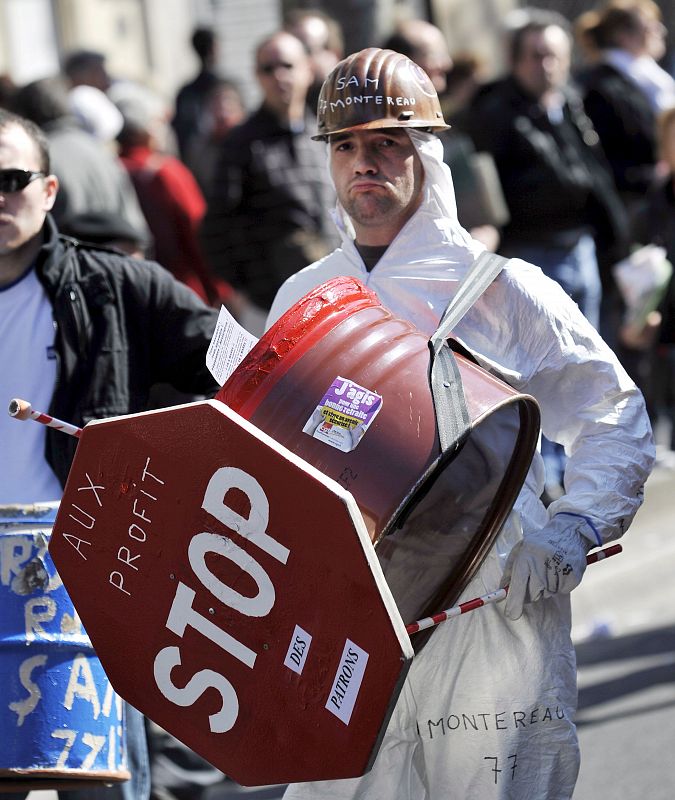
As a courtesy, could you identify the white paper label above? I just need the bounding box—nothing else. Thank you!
[325,639,369,725]
[206,305,259,386]
[283,625,313,675]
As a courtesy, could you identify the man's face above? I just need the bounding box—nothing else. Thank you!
[209,86,245,136]
[641,12,667,61]
[512,26,570,99]
[0,124,57,261]
[328,128,424,246]
[256,33,312,116]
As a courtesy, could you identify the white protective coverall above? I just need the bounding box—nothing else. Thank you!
[268,131,655,800]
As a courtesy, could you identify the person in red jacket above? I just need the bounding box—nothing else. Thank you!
[115,85,232,308]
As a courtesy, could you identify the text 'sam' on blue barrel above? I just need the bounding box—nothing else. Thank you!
[0,503,130,791]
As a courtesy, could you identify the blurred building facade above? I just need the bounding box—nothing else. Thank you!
[0,1,671,116]
[0,0,519,114]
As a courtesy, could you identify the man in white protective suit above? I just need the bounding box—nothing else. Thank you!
[267,48,655,800]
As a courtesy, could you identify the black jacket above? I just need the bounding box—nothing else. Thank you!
[577,63,657,198]
[35,215,219,485]
[172,68,221,159]
[464,76,628,265]
[200,105,337,309]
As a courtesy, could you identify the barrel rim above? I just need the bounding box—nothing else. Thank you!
[218,277,382,416]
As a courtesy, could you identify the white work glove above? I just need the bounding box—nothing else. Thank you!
[500,514,595,620]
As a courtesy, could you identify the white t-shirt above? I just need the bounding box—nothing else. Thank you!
[0,267,62,503]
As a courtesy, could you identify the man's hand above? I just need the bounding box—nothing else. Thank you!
[500,516,594,620]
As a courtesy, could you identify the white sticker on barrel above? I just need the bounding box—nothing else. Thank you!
[206,304,259,386]
[325,639,369,725]
[302,376,383,452]
[283,625,312,675]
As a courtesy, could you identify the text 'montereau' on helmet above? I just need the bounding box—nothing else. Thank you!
[313,47,450,140]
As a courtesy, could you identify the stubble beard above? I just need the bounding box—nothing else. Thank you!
[341,191,395,230]
[0,226,45,285]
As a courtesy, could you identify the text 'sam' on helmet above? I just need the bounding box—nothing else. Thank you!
[312,47,450,140]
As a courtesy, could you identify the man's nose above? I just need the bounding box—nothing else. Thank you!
[354,146,378,173]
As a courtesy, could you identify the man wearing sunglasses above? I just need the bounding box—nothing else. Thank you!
[200,29,337,334]
[0,109,220,800]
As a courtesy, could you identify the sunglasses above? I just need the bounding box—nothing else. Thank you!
[258,62,294,75]
[0,169,45,193]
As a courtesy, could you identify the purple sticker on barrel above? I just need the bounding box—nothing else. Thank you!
[303,376,383,452]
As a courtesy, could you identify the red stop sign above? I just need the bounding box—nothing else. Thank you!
[49,401,413,786]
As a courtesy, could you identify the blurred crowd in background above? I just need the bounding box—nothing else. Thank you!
[1,2,674,797]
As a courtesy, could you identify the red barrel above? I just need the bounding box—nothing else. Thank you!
[218,277,540,630]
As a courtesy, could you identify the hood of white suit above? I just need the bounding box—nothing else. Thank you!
[319,129,485,336]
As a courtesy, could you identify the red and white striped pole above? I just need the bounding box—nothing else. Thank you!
[8,398,82,438]
[7,396,624,637]
[406,543,623,635]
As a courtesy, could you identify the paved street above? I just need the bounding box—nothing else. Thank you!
[26,458,675,800]
[570,459,675,800]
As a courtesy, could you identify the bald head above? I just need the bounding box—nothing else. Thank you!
[284,10,344,85]
[383,19,452,93]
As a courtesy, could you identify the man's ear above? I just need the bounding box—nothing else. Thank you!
[43,173,59,211]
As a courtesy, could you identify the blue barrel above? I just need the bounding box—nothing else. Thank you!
[0,504,130,791]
